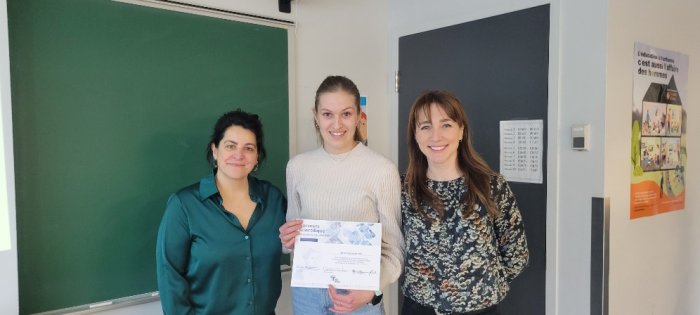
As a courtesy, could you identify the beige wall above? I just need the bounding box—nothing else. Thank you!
[605,0,700,314]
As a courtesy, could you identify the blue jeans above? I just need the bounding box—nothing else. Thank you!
[291,287,385,315]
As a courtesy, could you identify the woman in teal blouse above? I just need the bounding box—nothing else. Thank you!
[156,109,287,315]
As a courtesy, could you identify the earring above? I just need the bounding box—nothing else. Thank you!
[314,121,319,129]
[253,163,259,172]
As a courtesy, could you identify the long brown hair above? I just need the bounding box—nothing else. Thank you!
[404,90,498,219]
[313,75,364,143]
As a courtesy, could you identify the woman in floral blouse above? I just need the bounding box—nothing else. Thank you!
[401,90,529,315]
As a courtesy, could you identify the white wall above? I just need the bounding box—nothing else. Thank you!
[0,0,19,313]
[556,1,608,314]
[291,0,392,157]
[605,0,700,314]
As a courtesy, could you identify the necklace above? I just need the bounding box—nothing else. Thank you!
[324,142,359,162]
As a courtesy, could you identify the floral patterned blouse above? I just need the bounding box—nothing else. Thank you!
[400,174,529,313]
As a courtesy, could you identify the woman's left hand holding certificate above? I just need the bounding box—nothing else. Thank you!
[280,219,303,250]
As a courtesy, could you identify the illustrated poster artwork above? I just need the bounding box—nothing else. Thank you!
[630,42,688,219]
[359,96,368,145]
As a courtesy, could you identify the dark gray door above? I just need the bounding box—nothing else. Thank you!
[398,5,549,315]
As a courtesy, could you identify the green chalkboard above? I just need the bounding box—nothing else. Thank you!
[9,1,289,313]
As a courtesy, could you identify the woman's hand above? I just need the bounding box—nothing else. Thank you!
[327,285,375,314]
[279,219,303,250]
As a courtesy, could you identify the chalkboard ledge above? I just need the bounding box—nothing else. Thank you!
[34,292,160,315]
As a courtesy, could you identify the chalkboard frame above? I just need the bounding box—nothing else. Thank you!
[9,1,294,313]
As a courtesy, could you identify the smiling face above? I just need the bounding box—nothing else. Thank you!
[211,125,258,181]
[414,103,464,170]
[314,90,360,154]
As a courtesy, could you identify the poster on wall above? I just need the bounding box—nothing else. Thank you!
[630,42,689,219]
[359,96,368,145]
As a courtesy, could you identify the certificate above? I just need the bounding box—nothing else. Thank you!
[290,219,382,291]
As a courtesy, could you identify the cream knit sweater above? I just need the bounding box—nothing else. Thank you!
[286,143,404,289]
